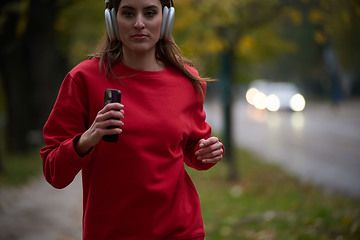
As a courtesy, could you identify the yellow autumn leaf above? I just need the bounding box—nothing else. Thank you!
[238,35,255,54]
[285,7,303,26]
[314,30,327,45]
[308,9,325,24]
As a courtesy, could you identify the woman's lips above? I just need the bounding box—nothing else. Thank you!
[132,34,148,40]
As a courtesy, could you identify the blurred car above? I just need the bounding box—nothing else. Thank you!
[246,80,306,112]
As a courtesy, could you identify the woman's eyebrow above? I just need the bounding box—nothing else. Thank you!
[120,5,159,10]
[120,5,135,10]
[144,5,159,10]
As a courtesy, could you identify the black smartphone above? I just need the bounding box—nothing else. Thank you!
[102,89,121,142]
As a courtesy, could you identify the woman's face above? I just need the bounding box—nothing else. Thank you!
[116,0,163,55]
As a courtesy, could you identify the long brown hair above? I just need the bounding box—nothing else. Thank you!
[87,0,212,96]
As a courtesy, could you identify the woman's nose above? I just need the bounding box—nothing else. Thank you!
[134,15,145,29]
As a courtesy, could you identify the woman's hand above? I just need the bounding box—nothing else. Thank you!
[195,137,224,164]
[75,103,124,156]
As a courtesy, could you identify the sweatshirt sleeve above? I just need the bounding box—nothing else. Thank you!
[183,82,217,171]
[40,72,93,189]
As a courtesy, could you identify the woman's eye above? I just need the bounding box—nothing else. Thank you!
[145,11,156,17]
[122,11,134,18]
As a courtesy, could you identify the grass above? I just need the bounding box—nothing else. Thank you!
[0,148,42,186]
[0,147,359,239]
[187,148,360,240]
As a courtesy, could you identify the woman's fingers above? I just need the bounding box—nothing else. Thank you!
[195,137,224,164]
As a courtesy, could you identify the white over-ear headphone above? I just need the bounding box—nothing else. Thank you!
[105,0,175,42]
[160,0,175,40]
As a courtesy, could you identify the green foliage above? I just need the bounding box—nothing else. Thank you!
[55,0,105,66]
[174,0,290,82]
[0,150,41,186]
[187,148,360,240]
[174,0,360,92]
[322,0,360,70]
[49,0,359,90]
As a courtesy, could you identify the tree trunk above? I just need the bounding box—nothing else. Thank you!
[220,49,239,181]
[0,3,30,152]
[0,0,68,152]
[24,0,68,137]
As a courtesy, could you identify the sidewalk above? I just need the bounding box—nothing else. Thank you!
[0,174,82,240]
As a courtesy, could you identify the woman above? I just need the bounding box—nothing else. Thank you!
[40,0,224,239]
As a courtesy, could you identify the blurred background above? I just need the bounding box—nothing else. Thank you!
[0,0,360,239]
[0,0,359,153]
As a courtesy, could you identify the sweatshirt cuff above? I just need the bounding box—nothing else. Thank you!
[73,134,94,158]
[42,134,93,189]
[64,133,94,167]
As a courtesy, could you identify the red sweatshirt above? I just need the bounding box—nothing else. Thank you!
[40,59,218,240]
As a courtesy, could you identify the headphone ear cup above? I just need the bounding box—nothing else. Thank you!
[110,8,120,40]
[105,8,116,41]
[163,7,175,40]
[160,6,169,39]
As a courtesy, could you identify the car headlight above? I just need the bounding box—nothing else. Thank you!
[253,92,267,110]
[246,88,259,105]
[266,94,280,112]
[290,94,306,112]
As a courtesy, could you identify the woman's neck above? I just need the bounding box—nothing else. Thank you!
[122,48,164,71]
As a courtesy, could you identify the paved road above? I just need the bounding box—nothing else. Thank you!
[0,175,82,239]
[205,98,360,199]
